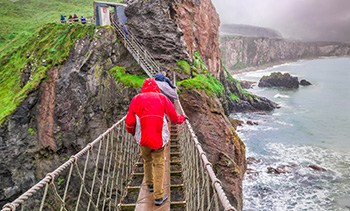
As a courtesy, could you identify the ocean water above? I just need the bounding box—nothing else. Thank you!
[231,57,350,211]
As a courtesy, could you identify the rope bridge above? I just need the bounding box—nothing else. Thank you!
[2,101,236,211]
[1,118,139,211]
[2,12,236,211]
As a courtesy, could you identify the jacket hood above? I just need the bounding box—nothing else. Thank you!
[155,73,166,82]
[141,78,160,93]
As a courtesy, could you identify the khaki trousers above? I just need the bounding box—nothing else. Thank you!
[140,146,165,199]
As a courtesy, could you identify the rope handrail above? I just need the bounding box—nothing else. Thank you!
[1,116,140,211]
[111,19,159,75]
[175,99,237,211]
[110,16,160,77]
[2,27,237,210]
[2,106,237,211]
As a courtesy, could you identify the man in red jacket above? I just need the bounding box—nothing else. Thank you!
[125,78,186,206]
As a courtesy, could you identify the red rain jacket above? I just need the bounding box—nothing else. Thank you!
[125,78,186,149]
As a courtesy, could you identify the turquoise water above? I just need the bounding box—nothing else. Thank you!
[232,57,350,211]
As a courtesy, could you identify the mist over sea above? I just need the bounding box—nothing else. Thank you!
[231,57,350,211]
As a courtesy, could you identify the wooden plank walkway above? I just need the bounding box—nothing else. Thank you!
[134,143,171,211]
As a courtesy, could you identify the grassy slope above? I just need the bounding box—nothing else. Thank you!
[0,0,95,51]
[0,23,95,124]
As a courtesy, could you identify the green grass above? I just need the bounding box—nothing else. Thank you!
[176,60,191,74]
[193,51,208,73]
[230,93,240,102]
[0,0,95,51]
[0,23,95,124]
[109,66,147,88]
[27,127,36,135]
[177,73,224,96]
[223,66,256,101]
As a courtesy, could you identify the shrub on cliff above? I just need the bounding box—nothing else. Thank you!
[176,60,191,74]
[177,73,224,97]
[109,66,147,88]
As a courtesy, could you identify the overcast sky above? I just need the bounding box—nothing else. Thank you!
[211,0,350,42]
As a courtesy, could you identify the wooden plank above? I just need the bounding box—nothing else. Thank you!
[134,143,171,211]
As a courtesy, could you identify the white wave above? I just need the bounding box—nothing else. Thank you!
[244,143,350,211]
[274,93,290,98]
[261,126,278,131]
[275,120,293,126]
[272,112,281,116]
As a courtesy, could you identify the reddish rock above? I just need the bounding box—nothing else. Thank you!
[267,164,298,174]
[246,120,258,125]
[309,164,327,172]
[247,157,262,165]
[176,0,221,75]
[229,118,244,130]
[246,168,259,179]
[180,88,246,210]
[125,0,221,75]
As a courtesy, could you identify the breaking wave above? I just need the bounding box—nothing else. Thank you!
[243,143,350,211]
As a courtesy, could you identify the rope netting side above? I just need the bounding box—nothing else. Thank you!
[1,117,139,211]
[176,101,237,211]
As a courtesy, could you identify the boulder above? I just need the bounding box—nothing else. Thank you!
[247,157,262,165]
[246,120,258,125]
[300,79,312,86]
[240,80,255,89]
[229,118,244,130]
[309,164,327,172]
[258,72,299,89]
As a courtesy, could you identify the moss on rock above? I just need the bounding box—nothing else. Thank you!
[177,73,224,97]
[0,23,95,124]
[109,66,147,88]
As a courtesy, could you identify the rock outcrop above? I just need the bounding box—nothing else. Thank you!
[0,27,141,206]
[220,70,279,113]
[125,0,246,209]
[220,35,350,71]
[1,1,248,210]
[258,72,299,89]
[180,88,246,210]
[125,0,221,75]
[300,79,312,86]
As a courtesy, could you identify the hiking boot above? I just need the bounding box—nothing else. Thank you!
[154,193,168,206]
[148,184,154,193]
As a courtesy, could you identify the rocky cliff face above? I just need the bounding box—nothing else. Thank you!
[126,0,245,209]
[221,35,350,71]
[1,1,247,209]
[0,27,140,206]
[180,88,246,210]
[125,0,221,75]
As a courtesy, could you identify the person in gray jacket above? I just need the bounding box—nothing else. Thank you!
[155,72,178,103]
